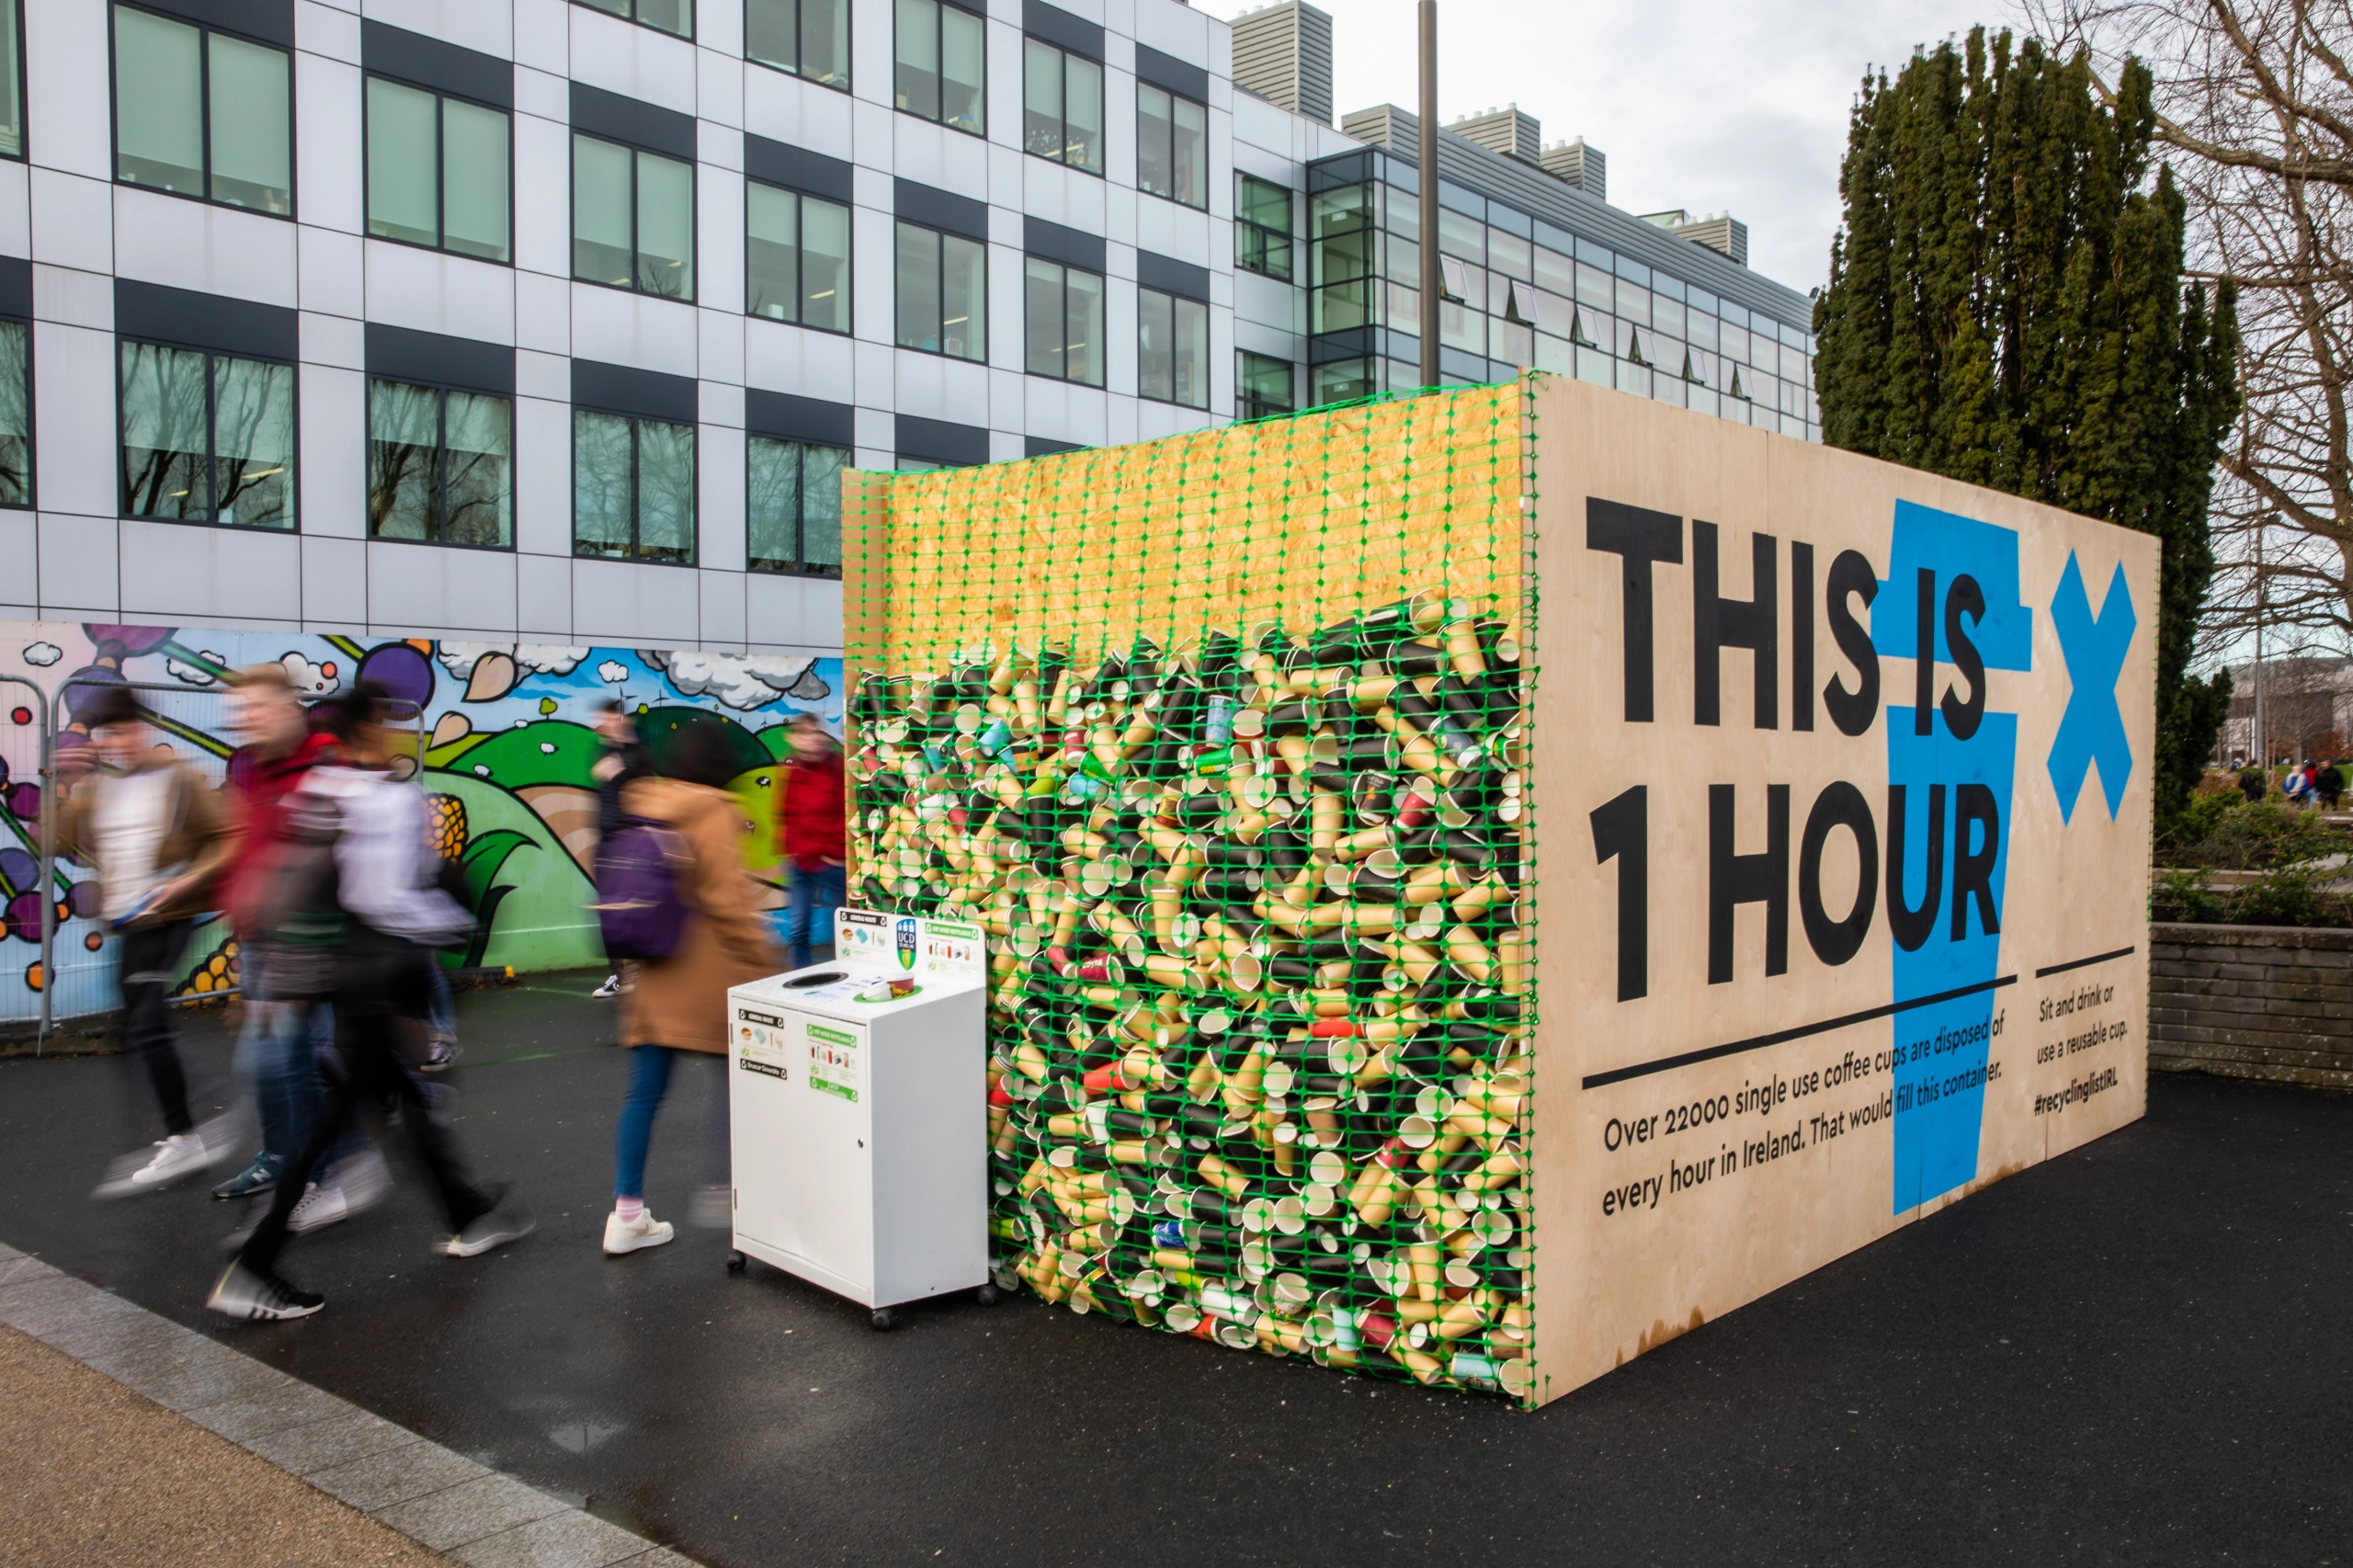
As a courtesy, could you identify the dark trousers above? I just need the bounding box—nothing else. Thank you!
[119,919,194,1138]
[236,929,492,1277]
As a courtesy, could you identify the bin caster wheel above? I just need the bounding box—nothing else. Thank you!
[975,1284,999,1306]
[726,1251,747,1273]
[870,1309,896,1332]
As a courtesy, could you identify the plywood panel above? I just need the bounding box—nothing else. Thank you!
[1529,374,2154,1403]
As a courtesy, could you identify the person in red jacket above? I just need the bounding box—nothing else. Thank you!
[775,713,846,970]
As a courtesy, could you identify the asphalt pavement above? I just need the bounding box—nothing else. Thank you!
[1,974,2345,1567]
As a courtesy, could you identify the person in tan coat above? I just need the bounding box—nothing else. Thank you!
[55,686,234,1194]
[605,715,780,1255]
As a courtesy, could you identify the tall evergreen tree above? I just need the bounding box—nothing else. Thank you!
[1815,28,2240,826]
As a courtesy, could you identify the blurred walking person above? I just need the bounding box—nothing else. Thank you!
[600,716,778,1255]
[210,665,341,1202]
[59,687,233,1195]
[590,700,653,1002]
[775,713,846,971]
[210,684,530,1321]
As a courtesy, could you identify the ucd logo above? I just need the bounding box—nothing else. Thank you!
[893,916,918,971]
[2047,552,2136,824]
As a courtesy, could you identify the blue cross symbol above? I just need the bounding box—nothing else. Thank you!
[2047,552,2136,823]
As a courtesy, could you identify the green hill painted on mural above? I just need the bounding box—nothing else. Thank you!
[434,720,605,790]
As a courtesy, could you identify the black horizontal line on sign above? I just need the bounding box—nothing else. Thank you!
[1581,973,2020,1089]
[2033,946,2136,980]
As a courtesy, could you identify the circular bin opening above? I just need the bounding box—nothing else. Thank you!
[785,971,847,988]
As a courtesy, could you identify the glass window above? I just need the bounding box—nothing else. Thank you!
[1685,309,1719,354]
[746,0,849,88]
[1312,358,1371,405]
[0,0,20,159]
[573,133,695,301]
[1534,244,1574,299]
[1138,286,1206,408]
[1487,227,1531,281]
[1652,294,1686,343]
[1574,261,1614,313]
[1137,83,1206,209]
[573,409,695,563]
[896,0,984,136]
[1237,350,1291,420]
[1614,278,1651,326]
[1023,39,1102,174]
[1235,174,1291,281]
[368,379,513,547]
[119,340,294,528]
[114,5,291,215]
[367,78,512,263]
[1436,208,1483,263]
[747,436,847,575]
[895,221,986,360]
[574,0,692,40]
[747,182,851,333]
[1309,183,1374,335]
[1022,256,1104,385]
[0,320,28,505]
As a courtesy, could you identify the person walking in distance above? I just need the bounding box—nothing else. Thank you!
[602,716,779,1255]
[776,713,847,971]
[209,666,341,1202]
[210,684,530,1321]
[590,701,653,1002]
[58,687,233,1195]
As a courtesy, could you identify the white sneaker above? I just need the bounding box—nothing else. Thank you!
[333,1148,393,1213]
[207,1261,324,1321]
[592,974,621,999]
[603,1210,674,1255]
[287,1183,347,1234]
[97,1133,213,1197]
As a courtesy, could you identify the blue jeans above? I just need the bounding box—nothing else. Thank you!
[614,1046,727,1201]
[783,862,846,970]
[426,963,455,1042]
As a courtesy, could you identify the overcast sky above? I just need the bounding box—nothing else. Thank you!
[1201,0,2006,294]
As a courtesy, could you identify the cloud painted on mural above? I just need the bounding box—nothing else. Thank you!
[279,653,340,693]
[597,660,630,684]
[20,642,60,667]
[640,650,832,710]
[168,652,224,687]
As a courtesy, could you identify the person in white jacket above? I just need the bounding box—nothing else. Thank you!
[210,682,530,1321]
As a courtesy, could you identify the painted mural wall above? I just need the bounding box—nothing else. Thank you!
[0,620,841,1024]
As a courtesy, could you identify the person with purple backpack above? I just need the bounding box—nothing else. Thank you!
[599,715,779,1256]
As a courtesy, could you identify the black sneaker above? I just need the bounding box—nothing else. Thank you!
[207,1261,324,1321]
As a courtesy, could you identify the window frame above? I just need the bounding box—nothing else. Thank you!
[745,176,854,335]
[1136,283,1207,409]
[745,0,850,90]
[116,335,299,531]
[1022,255,1105,387]
[571,0,693,41]
[364,374,516,551]
[893,218,989,362]
[570,404,699,566]
[571,129,698,302]
[894,0,986,138]
[361,73,515,267]
[108,1,297,221]
[745,433,848,578]
[1020,36,1102,176]
[0,0,25,163]
[1236,349,1292,423]
[1234,173,1292,281]
[1136,80,1207,210]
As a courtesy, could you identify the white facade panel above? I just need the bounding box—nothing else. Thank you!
[571,288,699,378]
[572,557,701,643]
[113,192,300,308]
[369,538,519,631]
[25,0,113,181]
[302,535,370,628]
[512,394,573,558]
[300,362,369,540]
[295,51,366,236]
[0,161,31,260]
[362,0,517,62]
[365,243,519,343]
[118,519,305,624]
[31,323,119,520]
[567,9,699,116]
[39,514,118,616]
[29,172,114,276]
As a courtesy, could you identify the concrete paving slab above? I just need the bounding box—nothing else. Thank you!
[449,1509,662,1568]
[244,1405,430,1476]
[308,1440,496,1513]
[372,1474,575,1552]
[184,1378,365,1444]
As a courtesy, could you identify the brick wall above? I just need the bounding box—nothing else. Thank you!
[2150,923,2353,1091]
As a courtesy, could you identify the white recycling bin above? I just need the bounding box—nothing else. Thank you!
[725,907,991,1327]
